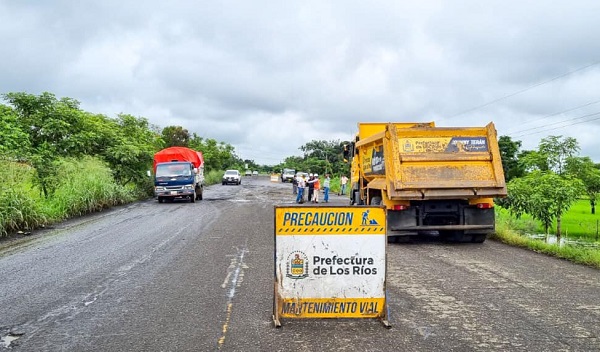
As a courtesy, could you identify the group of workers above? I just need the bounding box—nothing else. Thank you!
[292,173,349,204]
[293,173,330,204]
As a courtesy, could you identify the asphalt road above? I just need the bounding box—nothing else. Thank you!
[1,176,599,351]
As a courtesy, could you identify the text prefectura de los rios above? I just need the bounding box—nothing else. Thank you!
[312,255,378,275]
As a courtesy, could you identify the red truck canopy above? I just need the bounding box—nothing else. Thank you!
[153,147,204,172]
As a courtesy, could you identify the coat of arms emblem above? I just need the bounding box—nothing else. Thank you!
[286,251,309,279]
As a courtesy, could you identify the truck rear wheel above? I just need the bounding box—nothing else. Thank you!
[351,190,363,205]
[471,234,487,243]
[440,230,467,242]
[443,232,485,243]
[371,196,382,205]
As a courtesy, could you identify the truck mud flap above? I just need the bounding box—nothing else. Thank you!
[387,209,418,232]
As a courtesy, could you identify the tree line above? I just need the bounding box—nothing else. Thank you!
[273,139,351,177]
[0,91,350,194]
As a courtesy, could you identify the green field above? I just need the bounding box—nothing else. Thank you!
[497,199,600,241]
[494,199,600,269]
[555,199,600,240]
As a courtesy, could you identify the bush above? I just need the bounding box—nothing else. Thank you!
[205,170,225,185]
[43,157,136,219]
[0,188,46,236]
[0,159,45,236]
[0,156,141,237]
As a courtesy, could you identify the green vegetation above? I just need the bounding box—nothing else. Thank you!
[497,200,600,241]
[493,216,600,269]
[0,91,251,238]
[275,140,351,177]
[0,157,135,236]
[43,157,137,219]
[493,135,600,268]
[205,170,225,185]
[2,90,599,272]
[498,135,598,242]
[556,199,600,240]
[495,201,600,269]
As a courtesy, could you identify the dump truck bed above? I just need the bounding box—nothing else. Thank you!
[392,122,506,199]
[358,122,507,200]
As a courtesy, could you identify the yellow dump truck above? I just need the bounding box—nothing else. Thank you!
[344,122,507,243]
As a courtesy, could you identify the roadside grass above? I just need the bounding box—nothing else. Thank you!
[329,177,341,195]
[0,157,138,237]
[0,160,45,236]
[492,223,600,269]
[494,207,600,269]
[42,157,137,220]
[496,199,600,241]
[205,170,225,185]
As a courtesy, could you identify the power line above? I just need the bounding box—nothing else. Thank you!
[511,111,600,138]
[506,99,600,135]
[507,100,600,134]
[449,60,600,118]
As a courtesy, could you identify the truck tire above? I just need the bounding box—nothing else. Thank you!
[440,230,466,242]
[471,234,487,243]
[190,191,196,203]
[158,197,164,203]
[371,196,382,205]
[353,190,364,205]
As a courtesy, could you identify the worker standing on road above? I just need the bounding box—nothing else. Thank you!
[308,174,320,203]
[323,173,330,203]
[307,174,315,203]
[340,174,348,195]
[296,175,306,203]
[292,174,298,195]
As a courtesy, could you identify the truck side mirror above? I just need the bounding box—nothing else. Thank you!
[147,170,152,177]
[343,143,354,162]
[343,145,348,162]
[193,168,198,174]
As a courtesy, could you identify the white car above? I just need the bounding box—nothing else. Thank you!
[222,170,241,185]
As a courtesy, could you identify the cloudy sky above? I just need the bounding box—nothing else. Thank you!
[1,1,600,165]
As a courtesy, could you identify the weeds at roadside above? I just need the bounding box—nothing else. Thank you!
[0,157,138,238]
[492,223,600,269]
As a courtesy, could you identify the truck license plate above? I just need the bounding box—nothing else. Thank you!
[170,191,178,195]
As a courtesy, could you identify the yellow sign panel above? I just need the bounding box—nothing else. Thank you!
[279,298,385,318]
[273,206,389,327]
[275,206,386,235]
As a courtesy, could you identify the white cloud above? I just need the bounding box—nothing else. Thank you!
[1,0,600,164]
